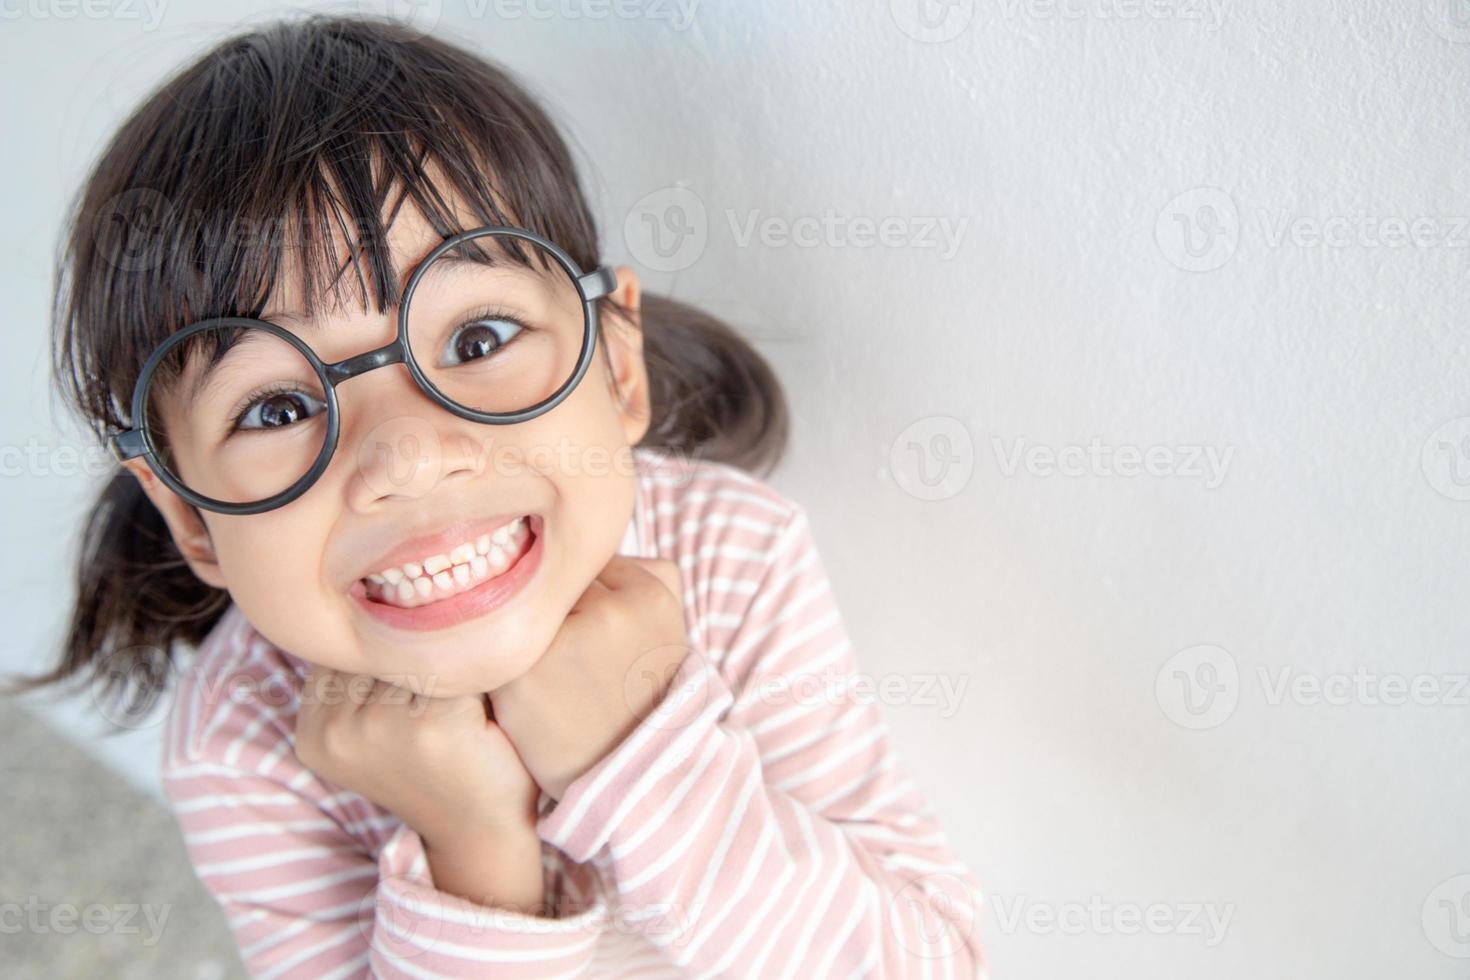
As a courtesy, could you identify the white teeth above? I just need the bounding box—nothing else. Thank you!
[363,516,537,607]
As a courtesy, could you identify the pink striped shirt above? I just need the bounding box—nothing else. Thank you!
[161,446,986,978]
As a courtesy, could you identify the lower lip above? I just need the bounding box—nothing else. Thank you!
[350,516,545,632]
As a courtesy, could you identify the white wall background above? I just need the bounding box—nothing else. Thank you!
[3,1,1467,977]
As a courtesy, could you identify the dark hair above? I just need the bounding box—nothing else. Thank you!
[19,15,787,716]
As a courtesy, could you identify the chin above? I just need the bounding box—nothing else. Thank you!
[374,621,551,698]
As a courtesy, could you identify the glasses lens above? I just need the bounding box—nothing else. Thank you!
[405,232,589,416]
[144,323,329,506]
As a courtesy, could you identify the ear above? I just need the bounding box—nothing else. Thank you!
[120,459,228,589]
[601,264,651,446]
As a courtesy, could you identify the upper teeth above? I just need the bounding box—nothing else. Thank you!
[365,516,526,586]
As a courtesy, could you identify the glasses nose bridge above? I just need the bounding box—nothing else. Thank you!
[323,339,407,388]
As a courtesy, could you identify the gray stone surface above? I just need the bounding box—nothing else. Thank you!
[0,698,246,980]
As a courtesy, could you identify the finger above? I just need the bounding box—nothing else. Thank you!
[630,557,684,600]
[597,554,682,597]
[646,559,683,599]
[391,670,430,698]
[367,678,395,707]
[340,673,387,710]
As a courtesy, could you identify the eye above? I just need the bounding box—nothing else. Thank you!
[235,388,327,432]
[439,317,524,367]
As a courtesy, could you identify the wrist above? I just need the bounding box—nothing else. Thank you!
[421,822,546,914]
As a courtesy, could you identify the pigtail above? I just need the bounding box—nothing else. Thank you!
[632,294,789,477]
[10,470,228,719]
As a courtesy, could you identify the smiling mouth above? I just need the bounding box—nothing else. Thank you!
[361,516,535,609]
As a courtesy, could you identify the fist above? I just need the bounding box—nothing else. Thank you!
[294,669,540,849]
[490,555,691,800]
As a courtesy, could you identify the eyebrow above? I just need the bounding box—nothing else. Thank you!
[181,253,503,403]
[261,253,502,331]
[180,327,284,410]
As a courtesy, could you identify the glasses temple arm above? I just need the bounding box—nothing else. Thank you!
[578,266,618,301]
[108,429,147,462]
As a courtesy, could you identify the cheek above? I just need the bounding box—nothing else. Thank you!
[560,350,633,437]
[207,519,332,637]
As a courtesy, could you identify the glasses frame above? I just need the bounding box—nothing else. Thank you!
[107,225,616,516]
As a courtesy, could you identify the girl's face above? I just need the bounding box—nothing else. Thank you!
[126,202,651,698]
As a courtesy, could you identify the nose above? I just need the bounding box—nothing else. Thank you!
[340,366,488,513]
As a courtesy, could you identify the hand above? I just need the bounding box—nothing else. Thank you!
[489,555,691,801]
[293,669,545,910]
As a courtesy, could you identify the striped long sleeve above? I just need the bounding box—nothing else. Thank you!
[161,613,619,978]
[159,447,985,978]
[536,490,986,978]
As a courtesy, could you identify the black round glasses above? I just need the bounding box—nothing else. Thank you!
[107,226,615,515]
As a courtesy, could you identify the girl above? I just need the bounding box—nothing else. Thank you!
[34,15,986,978]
